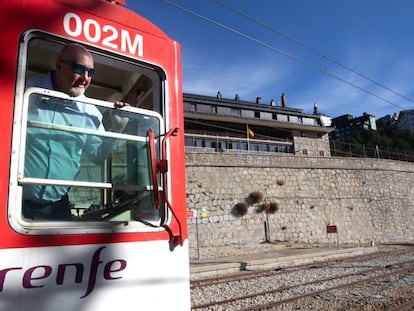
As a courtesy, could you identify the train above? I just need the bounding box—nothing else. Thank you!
[0,0,190,309]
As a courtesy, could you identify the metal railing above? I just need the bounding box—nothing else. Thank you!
[184,133,293,153]
[330,140,414,162]
[184,133,414,162]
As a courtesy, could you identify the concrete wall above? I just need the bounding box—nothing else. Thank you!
[185,149,414,254]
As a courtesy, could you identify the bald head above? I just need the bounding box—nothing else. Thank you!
[59,43,93,62]
[54,43,95,97]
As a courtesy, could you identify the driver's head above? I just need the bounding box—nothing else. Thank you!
[54,43,95,97]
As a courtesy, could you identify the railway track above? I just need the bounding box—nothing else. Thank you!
[191,245,414,310]
[191,247,412,288]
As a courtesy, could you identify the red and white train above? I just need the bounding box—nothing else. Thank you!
[1,0,190,309]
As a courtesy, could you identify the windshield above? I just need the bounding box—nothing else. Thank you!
[19,88,163,224]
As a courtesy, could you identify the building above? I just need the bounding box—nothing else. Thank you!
[329,113,377,140]
[183,92,333,157]
[376,113,398,130]
[397,110,414,133]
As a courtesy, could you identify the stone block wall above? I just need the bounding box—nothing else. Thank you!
[185,150,414,255]
[293,134,331,157]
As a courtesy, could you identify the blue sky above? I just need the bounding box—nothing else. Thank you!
[129,1,414,119]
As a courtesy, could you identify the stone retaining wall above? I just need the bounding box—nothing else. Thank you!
[185,149,414,256]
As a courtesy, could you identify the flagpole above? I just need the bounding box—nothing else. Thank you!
[246,124,250,151]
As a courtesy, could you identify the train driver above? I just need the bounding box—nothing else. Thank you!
[23,43,129,220]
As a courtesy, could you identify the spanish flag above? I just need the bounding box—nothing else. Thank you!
[247,126,254,138]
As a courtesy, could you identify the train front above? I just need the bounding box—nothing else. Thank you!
[0,1,190,310]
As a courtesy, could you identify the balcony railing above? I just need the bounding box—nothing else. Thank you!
[184,133,293,154]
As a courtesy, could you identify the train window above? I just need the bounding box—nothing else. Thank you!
[10,32,168,233]
[20,88,163,222]
[25,36,162,112]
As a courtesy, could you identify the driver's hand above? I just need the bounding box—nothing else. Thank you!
[110,101,129,132]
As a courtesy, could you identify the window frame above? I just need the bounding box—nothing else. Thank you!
[9,30,170,235]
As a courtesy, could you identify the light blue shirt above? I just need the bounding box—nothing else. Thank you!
[24,74,104,203]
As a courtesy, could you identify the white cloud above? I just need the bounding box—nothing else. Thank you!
[181,49,295,100]
[180,37,414,118]
[289,43,414,117]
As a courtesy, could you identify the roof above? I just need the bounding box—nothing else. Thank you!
[183,93,316,118]
[183,93,333,134]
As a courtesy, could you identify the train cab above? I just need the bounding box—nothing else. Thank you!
[0,1,190,310]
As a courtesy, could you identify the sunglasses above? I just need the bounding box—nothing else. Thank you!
[59,59,95,77]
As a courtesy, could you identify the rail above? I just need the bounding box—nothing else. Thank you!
[184,133,414,162]
[184,133,293,154]
[330,139,414,162]
[191,247,414,310]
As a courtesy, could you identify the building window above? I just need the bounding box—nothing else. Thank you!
[218,141,226,151]
[185,137,193,146]
[277,114,288,122]
[231,108,241,117]
[204,140,214,148]
[268,145,277,152]
[185,102,196,111]
[250,143,259,151]
[302,149,308,155]
[240,142,248,150]
[289,116,299,123]
[254,111,260,118]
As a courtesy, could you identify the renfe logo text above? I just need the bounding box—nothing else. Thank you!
[0,246,127,298]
